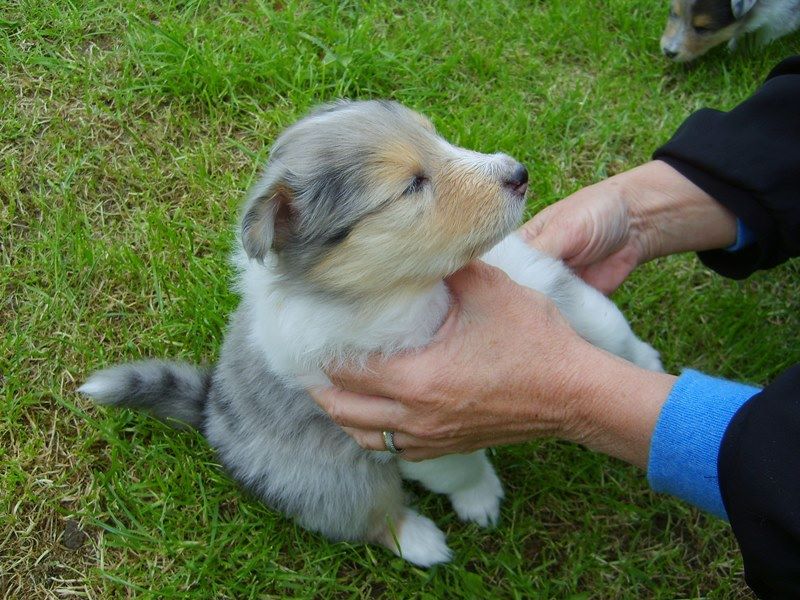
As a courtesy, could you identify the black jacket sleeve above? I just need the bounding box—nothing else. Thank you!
[653,58,800,599]
[717,366,800,598]
[653,56,800,279]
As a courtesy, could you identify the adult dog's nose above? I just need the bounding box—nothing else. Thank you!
[503,164,529,197]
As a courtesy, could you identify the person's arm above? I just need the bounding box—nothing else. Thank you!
[648,55,800,597]
[646,371,760,519]
[523,57,800,294]
[518,159,738,295]
[312,265,799,598]
[653,55,800,279]
[716,367,800,597]
[618,362,800,599]
[311,262,680,466]
[309,265,760,510]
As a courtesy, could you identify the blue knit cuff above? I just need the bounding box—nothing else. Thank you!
[647,370,760,519]
[725,219,757,252]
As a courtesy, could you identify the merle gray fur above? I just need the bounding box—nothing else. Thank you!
[204,309,403,540]
[242,101,426,289]
[81,309,399,541]
[81,100,430,544]
[81,361,210,429]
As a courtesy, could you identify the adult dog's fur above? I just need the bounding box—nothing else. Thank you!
[660,0,800,62]
[80,100,662,566]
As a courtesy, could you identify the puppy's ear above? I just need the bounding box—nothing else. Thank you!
[731,0,757,18]
[241,181,296,261]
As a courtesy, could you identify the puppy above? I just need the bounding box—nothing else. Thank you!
[660,0,800,62]
[80,100,662,567]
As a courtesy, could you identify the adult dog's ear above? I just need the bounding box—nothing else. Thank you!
[241,180,296,261]
[731,0,758,18]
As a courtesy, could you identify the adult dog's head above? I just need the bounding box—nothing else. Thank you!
[241,100,528,298]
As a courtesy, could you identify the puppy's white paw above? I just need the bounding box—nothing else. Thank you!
[630,339,664,373]
[449,467,504,527]
[390,509,452,567]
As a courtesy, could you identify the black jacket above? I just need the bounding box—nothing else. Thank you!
[654,56,800,598]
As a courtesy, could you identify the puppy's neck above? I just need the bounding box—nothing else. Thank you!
[237,252,451,385]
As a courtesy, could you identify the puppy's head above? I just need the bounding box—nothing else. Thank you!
[660,0,756,62]
[241,100,528,298]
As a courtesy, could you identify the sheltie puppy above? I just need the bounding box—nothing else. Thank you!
[661,0,800,62]
[80,100,662,566]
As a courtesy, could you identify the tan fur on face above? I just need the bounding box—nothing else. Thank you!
[433,163,507,259]
[680,23,739,58]
[370,140,429,194]
[692,13,714,27]
[311,135,516,298]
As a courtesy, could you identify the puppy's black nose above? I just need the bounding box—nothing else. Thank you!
[663,48,678,59]
[504,164,529,197]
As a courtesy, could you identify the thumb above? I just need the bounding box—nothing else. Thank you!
[445,261,509,298]
[518,211,566,258]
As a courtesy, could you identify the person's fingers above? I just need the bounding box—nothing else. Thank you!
[517,211,548,245]
[517,209,573,259]
[445,259,502,289]
[521,224,564,258]
[517,213,544,241]
[577,265,621,296]
[444,260,510,299]
[308,386,408,430]
[340,427,549,461]
[325,354,421,398]
[575,246,639,295]
[341,427,385,451]
[342,427,445,453]
[399,431,538,461]
[326,299,467,397]
[399,448,452,461]
[327,262,512,398]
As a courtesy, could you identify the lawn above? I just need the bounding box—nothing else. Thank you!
[2,0,799,598]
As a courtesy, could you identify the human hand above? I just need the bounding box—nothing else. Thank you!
[519,174,643,294]
[519,160,738,294]
[310,261,675,466]
[310,261,590,461]
[311,260,678,467]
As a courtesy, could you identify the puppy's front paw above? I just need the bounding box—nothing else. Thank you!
[630,339,664,372]
[386,509,452,567]
[449,467,504,528]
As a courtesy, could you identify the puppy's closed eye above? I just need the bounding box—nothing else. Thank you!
[403,175,428,196]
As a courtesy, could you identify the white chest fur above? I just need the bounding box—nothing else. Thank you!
[237,233,662,388]
[237,251,450,387]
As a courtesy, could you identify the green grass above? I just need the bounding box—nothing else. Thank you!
[2,0,798,597]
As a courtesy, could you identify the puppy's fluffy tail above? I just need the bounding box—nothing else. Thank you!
[78,360,210,429]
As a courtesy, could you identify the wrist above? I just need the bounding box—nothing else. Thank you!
[561,346,677,469]
[618,160,738,263]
